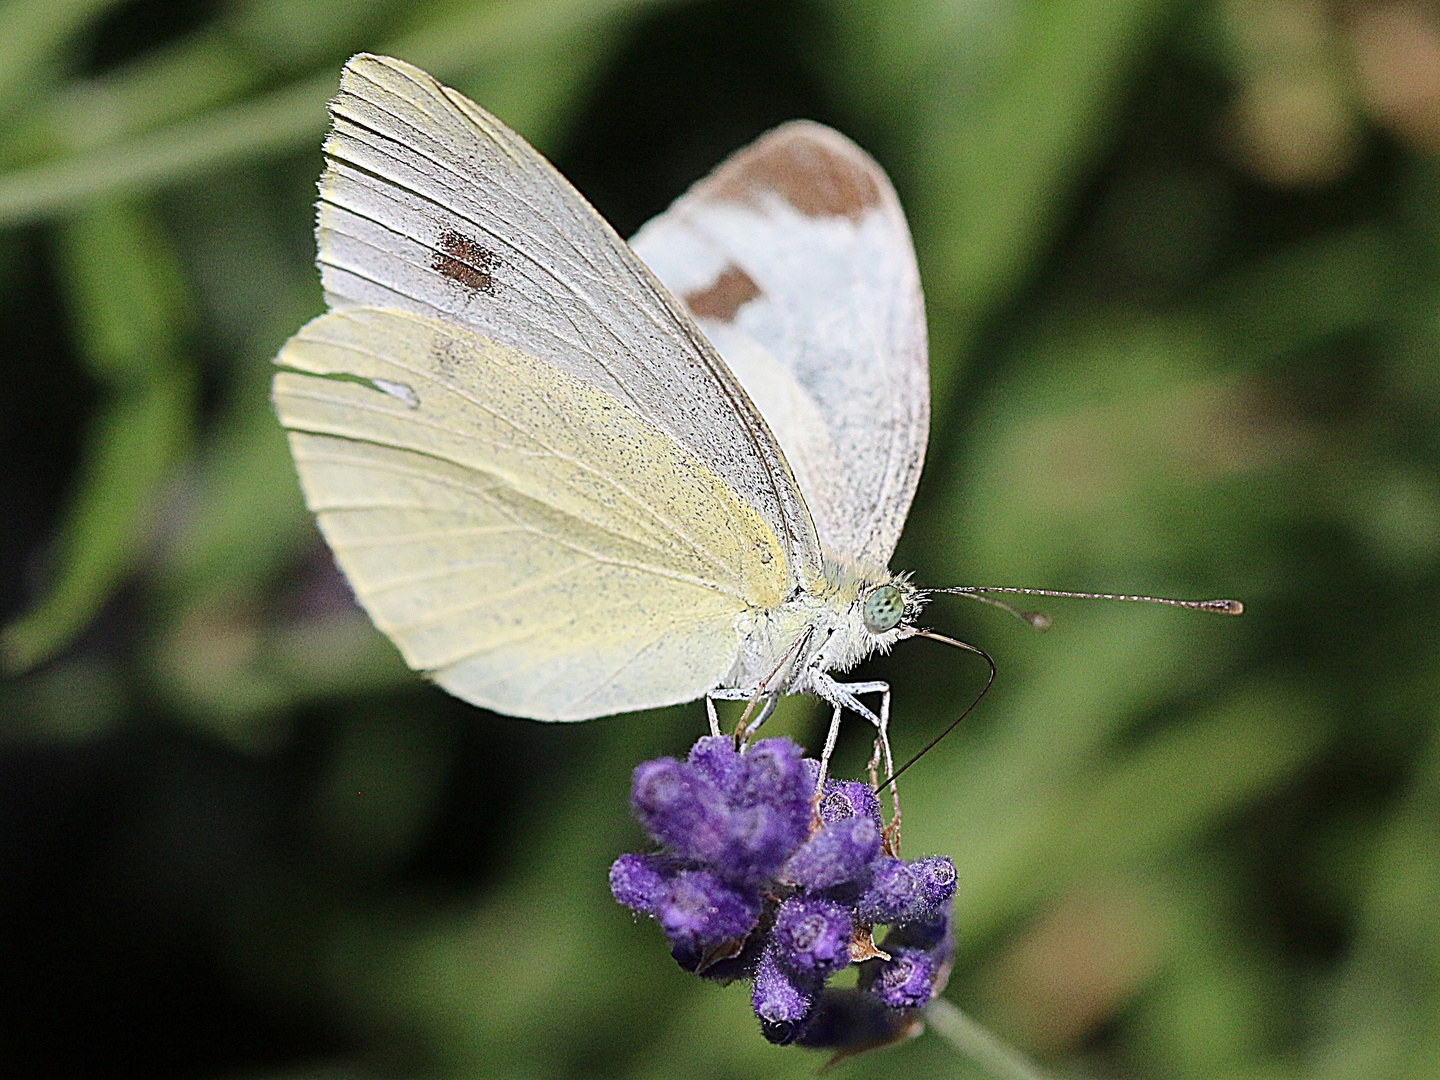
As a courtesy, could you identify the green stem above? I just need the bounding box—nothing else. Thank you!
[924,998,1056,1080]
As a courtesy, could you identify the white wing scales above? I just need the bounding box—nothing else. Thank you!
[631,121,929,568]
[315,53,823,588]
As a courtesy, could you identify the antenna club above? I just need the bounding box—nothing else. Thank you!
[1207,599,1245,615]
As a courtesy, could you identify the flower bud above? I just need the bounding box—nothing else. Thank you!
[784,816,881,890]
[630,758,731,863]
[818,779,881,828]
[724,801,809,884]
[608,853,670,914]
[773,897,852,978]
[687,736,746,796]
[655,869,760,956]
[753,944,818,1044]
[911,856,957,915]
[854,857,916,923]
[863,946,937,1009]
[740,738,810,809]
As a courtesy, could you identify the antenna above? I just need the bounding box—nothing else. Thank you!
[934,586,1243,619]
[879,589,1245,790]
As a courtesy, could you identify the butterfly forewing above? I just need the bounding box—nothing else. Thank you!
[631,121,929,568]
[274,308,787,720]
[314,53,823,588]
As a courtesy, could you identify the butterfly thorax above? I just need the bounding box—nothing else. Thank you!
[723,553,925,697]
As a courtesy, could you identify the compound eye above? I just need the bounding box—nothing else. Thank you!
[863,585,905,634]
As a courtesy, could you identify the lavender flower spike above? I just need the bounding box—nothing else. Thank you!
[610,734,956,1053]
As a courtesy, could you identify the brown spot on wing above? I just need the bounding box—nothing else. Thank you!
[432,229,499,293]
[684,264,761,322]
[706,122,883,222]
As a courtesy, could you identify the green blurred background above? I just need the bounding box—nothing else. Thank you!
[3,0,1439,1076]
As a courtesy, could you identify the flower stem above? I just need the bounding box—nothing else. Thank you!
[924,998,1055,1080]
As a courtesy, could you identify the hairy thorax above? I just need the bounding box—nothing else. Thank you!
[724,552,924,695]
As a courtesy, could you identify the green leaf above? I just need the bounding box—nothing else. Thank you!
[1,199,195,672]
[0,0,674,225]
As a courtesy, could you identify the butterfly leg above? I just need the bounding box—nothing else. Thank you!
[814,701,845,797]
[705,694,722,738]
[811,675,900,850]
[741,695,779,739]
[808,673,884,778]
[865,684,900,853]
[705,688,778,741]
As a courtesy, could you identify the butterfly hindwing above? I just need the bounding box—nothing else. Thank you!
[631,121,929,568]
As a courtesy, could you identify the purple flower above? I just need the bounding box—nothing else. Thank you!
[855,855,957,924]
[629,757,730,864]
[725,800,806,885]
[863,947,939,1009]
[738,738,810,807]
[818,780,881,827]
[611,734,956,1052]
[855,857,918,923]
[687,735,747,795]
[608,853,670,914]
[753,943,818,1044]
[783,816,881,890]
[629,739,813,887]
[655,869,760,957]
[772,897,852,978]
[912,856,958,912]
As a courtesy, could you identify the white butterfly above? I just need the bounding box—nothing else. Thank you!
[272,54,1238,789]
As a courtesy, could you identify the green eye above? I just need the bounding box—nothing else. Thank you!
[863,585,905,634]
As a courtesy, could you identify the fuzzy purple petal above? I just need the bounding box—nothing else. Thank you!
[912,856,958,914]
[609,853,670,914]
[722,801,810,884]
[687,736,747,797]
[784,816,882,890]
[772,896,852,978]
[655,869,760,956]
[818,780,882,828]
[753,944,818,1044]
[630,758,733,863]
[864,947,938,1009]
[740,738,811,810]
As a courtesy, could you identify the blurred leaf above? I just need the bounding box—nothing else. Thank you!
[0,0,123,113]
[1129,858,1299,1080]
[2,198,195,672]
[826,0,1181,414]
[1197,225,1410,366]
[1312,717,1440,1080]
[0,0,674,226]
[0,653,126,744]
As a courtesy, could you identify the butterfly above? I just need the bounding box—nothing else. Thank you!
[272,54,1239,790]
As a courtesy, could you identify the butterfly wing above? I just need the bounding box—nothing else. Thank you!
[630,122,929,568]
[273,308,786,720]
[314,53,822,590]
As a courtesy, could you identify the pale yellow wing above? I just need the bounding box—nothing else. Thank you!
[316,53,823,590]
[272,307,785,721]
